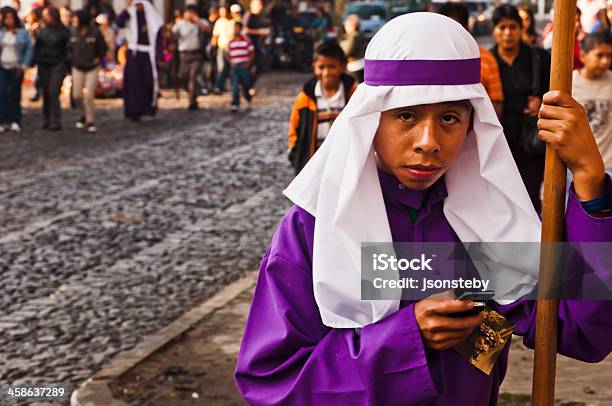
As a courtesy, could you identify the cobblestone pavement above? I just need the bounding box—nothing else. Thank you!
[0,72,307,404]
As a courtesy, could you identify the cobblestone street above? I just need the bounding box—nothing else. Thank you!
[0,72,305,402]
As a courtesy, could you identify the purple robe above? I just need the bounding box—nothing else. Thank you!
[235,169,612,405]
[115,9,163,119]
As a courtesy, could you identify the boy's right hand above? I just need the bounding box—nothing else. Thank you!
[414,299,484,351]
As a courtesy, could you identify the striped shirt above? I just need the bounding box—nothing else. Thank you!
[480,46,504,102]
[228,36,254,66]
[315,81,345,146]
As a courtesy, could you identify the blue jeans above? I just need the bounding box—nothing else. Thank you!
[231,66,252,107]
[0,67,23,124]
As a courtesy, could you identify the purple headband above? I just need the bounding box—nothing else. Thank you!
[364,58,481,86]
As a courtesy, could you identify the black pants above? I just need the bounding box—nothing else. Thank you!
[39,64,66,127]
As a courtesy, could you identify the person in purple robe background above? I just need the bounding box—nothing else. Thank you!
[234,13,612,405]
[115,0,162,121]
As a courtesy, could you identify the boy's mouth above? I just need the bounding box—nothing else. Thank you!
[402,164,441,180]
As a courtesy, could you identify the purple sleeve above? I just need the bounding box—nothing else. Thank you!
[493,177,612,363]
[114,10,129,29]
[235,206,440,405]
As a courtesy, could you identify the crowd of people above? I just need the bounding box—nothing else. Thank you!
[0,0,338,132]
[287,1,612,216]
[0,0,610,216]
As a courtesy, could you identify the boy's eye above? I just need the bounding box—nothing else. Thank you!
[397,111,416,122]
[440,114,460,124]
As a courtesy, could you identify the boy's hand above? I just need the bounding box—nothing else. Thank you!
[415,299,483,351]
[537,90,606,200]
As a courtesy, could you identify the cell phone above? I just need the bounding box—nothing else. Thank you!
[448,290,496,318]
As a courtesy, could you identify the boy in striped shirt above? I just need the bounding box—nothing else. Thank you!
[228,21,255,112]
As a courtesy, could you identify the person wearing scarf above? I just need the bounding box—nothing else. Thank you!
[235,13,612,405]
[115,0,162,121]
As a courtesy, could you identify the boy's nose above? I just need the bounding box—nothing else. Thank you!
[413,122,441,154]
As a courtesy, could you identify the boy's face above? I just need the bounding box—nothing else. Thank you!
[374,101,473,190]
[580,43,612,79]
[313,56,345,90]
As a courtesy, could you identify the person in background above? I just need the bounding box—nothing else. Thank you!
[287,41,357,174]
[10,0,22,20]
[230,3,242,23]
[206,6,219,91]
[31,0,50,20]
[60,6,73,27]
[34,6,70,131]
[68,9,106,133]
[579,0,607,32]
[572,32,612,172]
[172,5,210,110]
[243,0,270,91]
[196,6,214,95]
[340,14,365,83]
[439,3,504,118]
[0,6,31,133]
[211,5,234,94]
[227,21,254,113]
[24,8,41,102]
[590,8,611,33]
[59,6,77,110]
[161,20,177,90]
[518,5,540,46]
[96,13,116,64]
[544,7,584,70]
[491,4,551,212]
[310,6,328,43]
[86,0,116,23]
[115,0,163,121]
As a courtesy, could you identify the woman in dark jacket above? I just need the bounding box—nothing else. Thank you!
[0,6,32,132]
[491,4,551,212]
[34,6,70,131]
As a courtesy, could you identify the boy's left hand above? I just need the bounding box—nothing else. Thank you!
[537,90,607,200]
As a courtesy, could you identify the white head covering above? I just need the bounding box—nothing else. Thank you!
[283,13,543,328]
[125,0,163,107]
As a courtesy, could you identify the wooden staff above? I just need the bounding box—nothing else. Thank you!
[532,2,576,405]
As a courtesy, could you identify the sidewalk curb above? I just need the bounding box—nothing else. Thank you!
[71,271,258,406]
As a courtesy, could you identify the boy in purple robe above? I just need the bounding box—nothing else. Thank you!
[235,13,612,405]
[115,0,163,121]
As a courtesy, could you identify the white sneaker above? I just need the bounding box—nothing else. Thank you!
[75,117,85,129]
[9,123,20,132]
[0,125,5,133]
[230,105,238,113]
[86,123,97,133]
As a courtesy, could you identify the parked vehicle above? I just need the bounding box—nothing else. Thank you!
[388,0,432,19]
[342,1,389,40]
